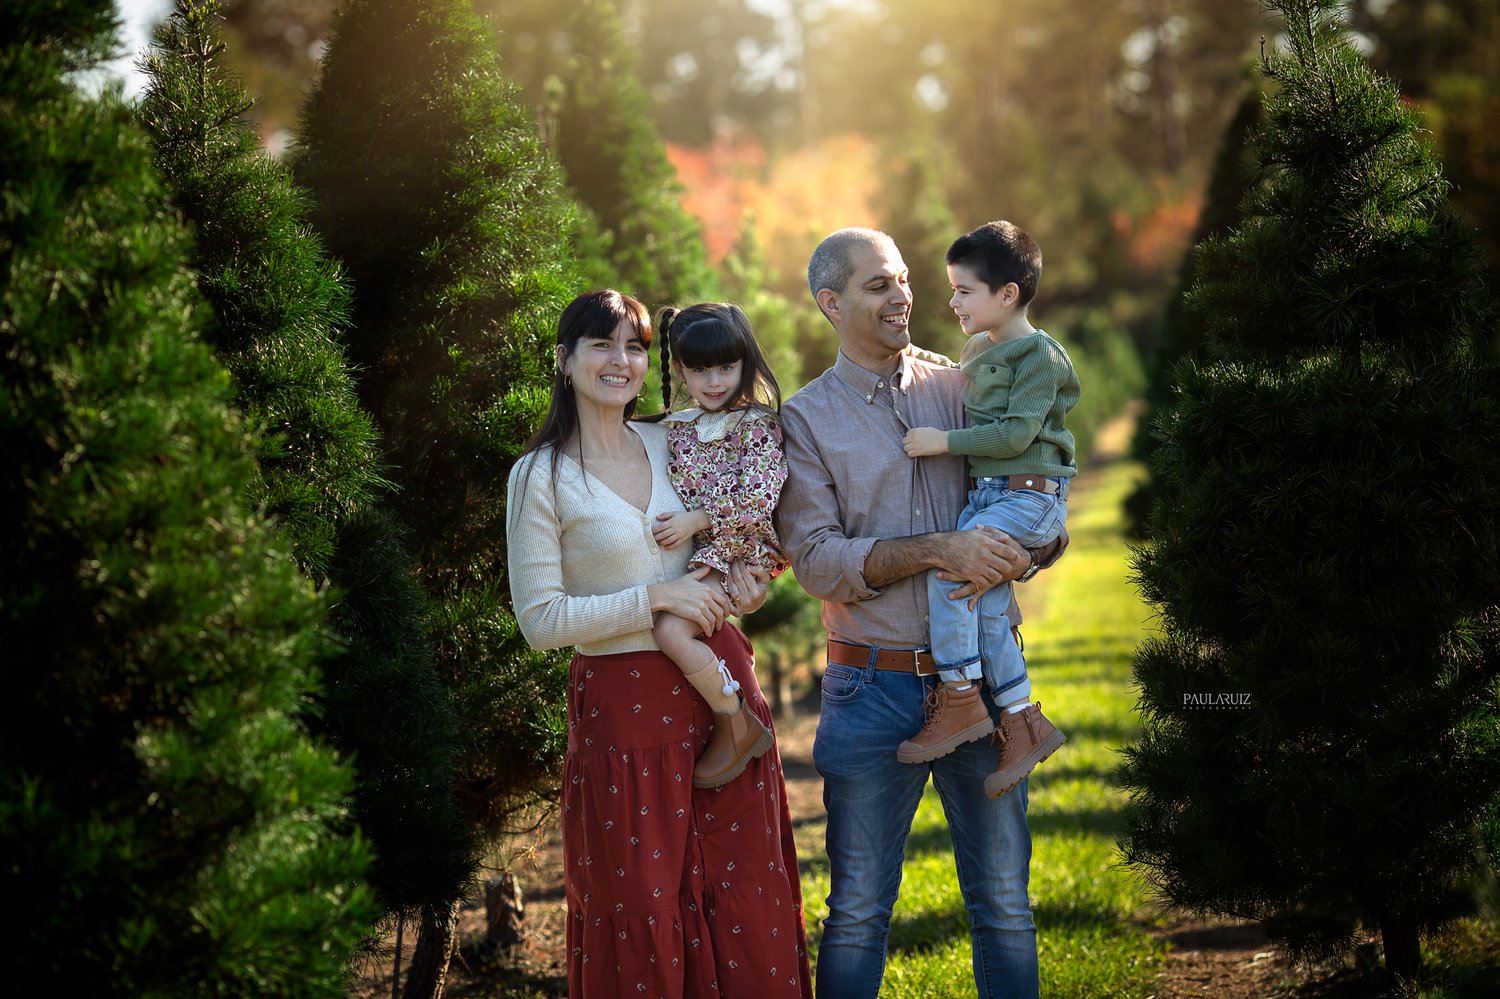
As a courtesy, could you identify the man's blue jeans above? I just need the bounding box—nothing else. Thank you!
[812,657,1040,998]
[928,477,1068,698]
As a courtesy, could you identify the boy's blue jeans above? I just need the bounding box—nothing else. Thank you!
[813,660,1039,998]
[927,476,1068,698]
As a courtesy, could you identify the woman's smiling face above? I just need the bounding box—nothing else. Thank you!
[563,319,649,412]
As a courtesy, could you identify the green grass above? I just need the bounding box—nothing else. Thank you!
[798,449,1166,997]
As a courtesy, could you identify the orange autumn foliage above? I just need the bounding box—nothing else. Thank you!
[667,129,881,282]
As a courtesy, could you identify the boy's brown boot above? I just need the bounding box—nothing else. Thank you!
[896,683,995,764]
[983,702,1066,798]
[693,694,775,789]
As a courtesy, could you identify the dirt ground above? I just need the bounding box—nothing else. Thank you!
[351,703,1371,999]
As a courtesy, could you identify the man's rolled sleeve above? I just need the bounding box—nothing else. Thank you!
[786,527,879,603]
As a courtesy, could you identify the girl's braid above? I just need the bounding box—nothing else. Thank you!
[658,306,680,410]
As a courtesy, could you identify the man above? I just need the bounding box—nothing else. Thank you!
[775,227,1063,998]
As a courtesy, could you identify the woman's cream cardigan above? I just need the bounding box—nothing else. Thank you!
[506,421,692,656]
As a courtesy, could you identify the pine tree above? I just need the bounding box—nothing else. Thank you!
[1121,0,1500,981]
[292,0,580,991]
[135,0,476,924]
[0,1,375,992]
[490,0,720,307]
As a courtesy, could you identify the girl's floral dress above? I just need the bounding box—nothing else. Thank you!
[662,407,790,578]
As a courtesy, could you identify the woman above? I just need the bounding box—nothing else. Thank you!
[506,290,811,998]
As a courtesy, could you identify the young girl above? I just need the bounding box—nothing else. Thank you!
[651,302,790,789]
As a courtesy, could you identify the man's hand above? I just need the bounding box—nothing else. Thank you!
[933,525,1030,606]
[902,426,949,458]
[652,509,711,549]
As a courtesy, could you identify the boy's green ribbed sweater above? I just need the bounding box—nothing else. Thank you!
[945,329,1080,479]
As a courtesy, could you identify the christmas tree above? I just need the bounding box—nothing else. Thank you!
[1122,0,1500,981]
[293,0,582,991]
[1,1,374,991]
[136,0,475,925]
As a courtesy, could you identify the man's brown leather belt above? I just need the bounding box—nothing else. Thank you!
[827,638,939,676]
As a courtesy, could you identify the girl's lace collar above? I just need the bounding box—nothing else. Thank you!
[660,406,769,442]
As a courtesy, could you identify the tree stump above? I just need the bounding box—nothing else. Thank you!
[485,871,524,950]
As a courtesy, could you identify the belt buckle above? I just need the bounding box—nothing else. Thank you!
[902,646,937,676]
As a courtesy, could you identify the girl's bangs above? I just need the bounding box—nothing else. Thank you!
[672,317,743,368]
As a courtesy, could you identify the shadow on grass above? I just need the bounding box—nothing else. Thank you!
[1050,521,1130,549]
[1026,637,1146,673]
[882,897,1139,957]
[798,848,831,881]
[1018,717,1137,746]
[1029,759,1127,786]
[899,803,1124,862]
[781,755,820,782]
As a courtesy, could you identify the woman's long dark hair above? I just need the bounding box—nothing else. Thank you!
[515,290,652,499]
[657,302,781,414]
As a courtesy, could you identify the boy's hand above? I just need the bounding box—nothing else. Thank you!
[903,426,949,458]
[652,509,710,549]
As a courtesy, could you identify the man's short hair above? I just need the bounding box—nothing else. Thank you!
[807,227,893,301]
[946,220,1042,308]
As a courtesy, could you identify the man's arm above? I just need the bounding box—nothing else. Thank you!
[779,396,1054,603]
[864,528,1029,594]
[1014,528,1068,583]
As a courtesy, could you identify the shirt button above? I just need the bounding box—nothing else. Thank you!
[876,380,884,388]
[915,509,922,518]
[865,394,873,402]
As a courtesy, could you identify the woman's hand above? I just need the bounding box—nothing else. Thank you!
[647,565,731,636]
[724,560,771,616]
[652,509,711,549]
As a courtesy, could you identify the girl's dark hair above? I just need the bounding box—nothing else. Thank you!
[657,302,781,414]
[518,289,652,488]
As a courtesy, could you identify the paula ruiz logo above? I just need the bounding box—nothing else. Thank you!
[1182,692,1252,710]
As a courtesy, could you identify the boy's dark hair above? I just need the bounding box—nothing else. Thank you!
[946,220,1043,308]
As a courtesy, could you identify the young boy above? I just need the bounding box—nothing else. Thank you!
[899,219,1080,797]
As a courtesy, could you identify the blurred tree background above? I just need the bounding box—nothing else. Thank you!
[136,0,477,936]
[160,0,1500,383]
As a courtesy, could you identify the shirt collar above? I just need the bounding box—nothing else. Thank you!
[833,349,911,404]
